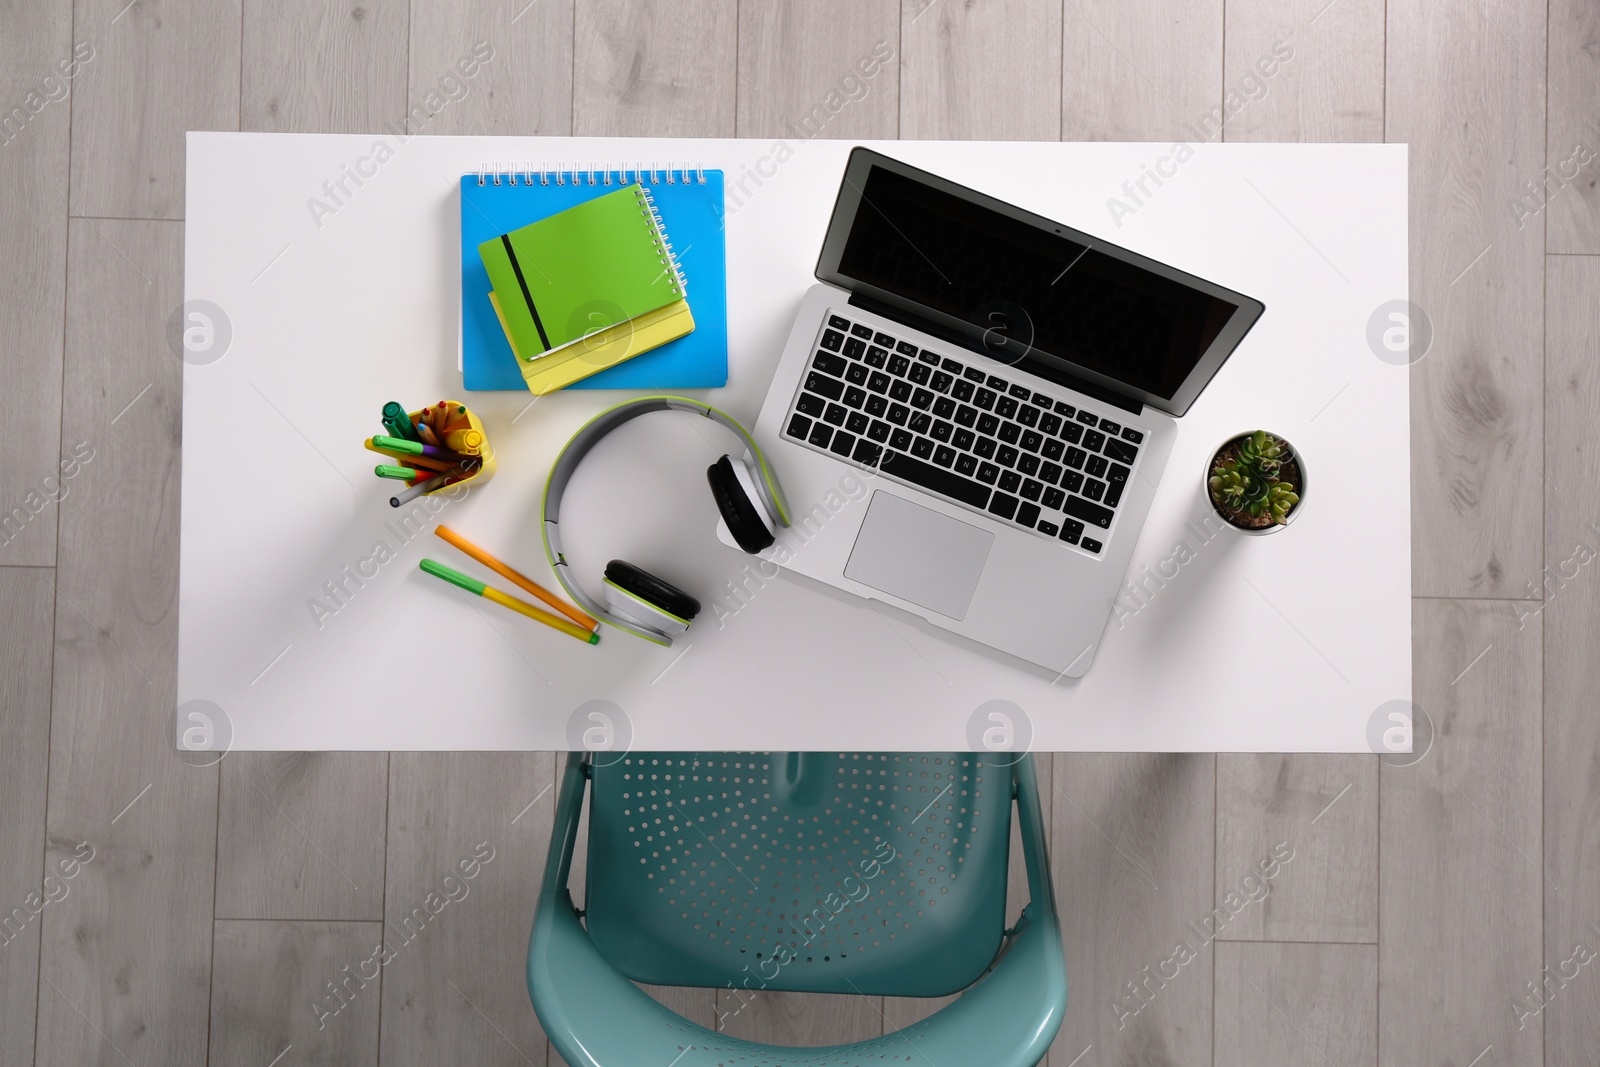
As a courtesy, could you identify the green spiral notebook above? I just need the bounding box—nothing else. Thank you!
[477,183,686,362]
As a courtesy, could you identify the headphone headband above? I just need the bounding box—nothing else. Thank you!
[541,396,790,644]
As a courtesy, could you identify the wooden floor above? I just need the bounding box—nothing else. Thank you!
[1,0,1594,1064]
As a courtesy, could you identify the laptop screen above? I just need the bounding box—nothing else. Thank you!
[817,150,1265,416]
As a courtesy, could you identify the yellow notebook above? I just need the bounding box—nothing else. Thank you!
[489,293,696,396]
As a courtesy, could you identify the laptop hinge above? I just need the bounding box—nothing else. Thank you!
[846,293,1144,416]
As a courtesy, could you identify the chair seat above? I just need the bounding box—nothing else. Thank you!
[584,753,1012,996]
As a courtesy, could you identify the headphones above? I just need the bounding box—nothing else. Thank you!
[541,397,792,646]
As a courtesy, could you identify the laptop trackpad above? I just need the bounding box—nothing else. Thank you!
[844,492,994,621]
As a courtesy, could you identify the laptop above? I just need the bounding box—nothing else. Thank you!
[732,148,1264,676]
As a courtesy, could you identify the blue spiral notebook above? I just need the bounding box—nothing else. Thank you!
[460,166,727,391]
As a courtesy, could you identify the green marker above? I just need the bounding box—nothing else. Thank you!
[419,559,601,645]
[375,464,418,480]
[383,401,421,442]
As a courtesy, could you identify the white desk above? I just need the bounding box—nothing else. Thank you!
[180,134,1409,753]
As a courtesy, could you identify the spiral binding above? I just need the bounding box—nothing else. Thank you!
[474,160,708,188]
[473,160,696,296]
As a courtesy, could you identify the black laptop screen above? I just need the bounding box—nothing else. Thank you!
[835,165,1239,401]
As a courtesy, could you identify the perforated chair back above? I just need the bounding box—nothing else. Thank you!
[583,752,1011,997]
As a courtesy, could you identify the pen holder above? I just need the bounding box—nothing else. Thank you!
[403,400,496,494]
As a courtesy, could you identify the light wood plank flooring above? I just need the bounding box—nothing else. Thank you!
[0,0,1584,1063]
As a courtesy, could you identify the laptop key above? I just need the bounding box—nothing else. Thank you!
[821,329,844,351]
[809,423,832,448]
[1037,520,1059,537]
[1081,537,1103,553]
[846,411,869,434]
[824,403,847,426]
[975,437,997,459]
[1016,502,1041,528]
[977,462,1000,484]
[988,493,1019,520]
[1099,418,1121,434]
[931,420,953,442]
[880,450,991,508]
[999,470,1022,492]
[850,323,874,339]
[1083,429,1105,452]
[911,388,935,410]
[865,346,888,368]
[987,375,1009,391]
[787,414,812,440]
[941,358,963,373]
[1040,461,1062,484]
[1040,413,1062,435]
[806,373,843,400]
[909,412,932,434]
[868,419,891,442]
[953,428,975,450]
[891,428,913,450]
[827,315,850,330]
[1103,438,1139,464]
[1061,421,1083,444]
[1060,519,1083,545]
[931,371,953,393]
[1031,394,1052,407]
[1042,438,1064,461]
[933,396,956,418]
[1064,470,1084,493]
[955,453,978,476]
[1018,454,1040,476]
[933,445,957,468]
[844,337,866,359]
[831,432,856,457]
[1043,487,1066,510]
[909,363,932,385]
[866,395,888,417]
[978,413,1000,435]
[952,379,975,402]
[888,355,911,376]
[797,392,825,416]
[1122,427,1144,443]
[844,386,867,408]
[874,331,896,347]
[887,403,910,425]
[1021,430,1043,452]
[1020,479,1043,502]
[918,349,940,365]
[890,381,913,402]
[896,340,919,356]
[1009,384,1032,400]
[1054,400,1077,418]
[997,444,1020,468]
[963,366,986,382]
[845,363,869,386]
[1083,478,1106,501]
[1076,410,1098,425]
[1066,495,1114,528]
[1086,454,1109,478]
[868,371,891,394]
[973,388,996,411]
[1107,463,1130,485]
[998,422,1021,444]
[813,351,847,376]
[911,436,935,459]
[853,439,882,465]
[1017,405,1040,428]
[1103,480,1125,508]
[996,396,1019,419]
[955,404,978,427]
[1065,446,1087,469]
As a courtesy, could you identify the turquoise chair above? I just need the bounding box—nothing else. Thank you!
[528,752,1066,1066]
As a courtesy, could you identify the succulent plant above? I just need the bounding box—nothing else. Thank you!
[1209,431,1299,526]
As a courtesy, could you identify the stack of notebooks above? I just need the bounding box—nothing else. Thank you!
[459,167,727,394]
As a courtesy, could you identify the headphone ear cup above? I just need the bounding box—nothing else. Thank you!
[707,455,776,554]
[602,560,701,629]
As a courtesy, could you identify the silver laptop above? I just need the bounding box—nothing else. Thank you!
[738,148,1264,676]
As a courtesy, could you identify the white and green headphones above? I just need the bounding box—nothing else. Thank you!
[541,397,792,646]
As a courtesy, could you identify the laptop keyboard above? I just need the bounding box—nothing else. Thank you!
[783,311,1145,555]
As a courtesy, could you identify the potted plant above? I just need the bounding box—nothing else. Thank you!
[1207,430,1304,532]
